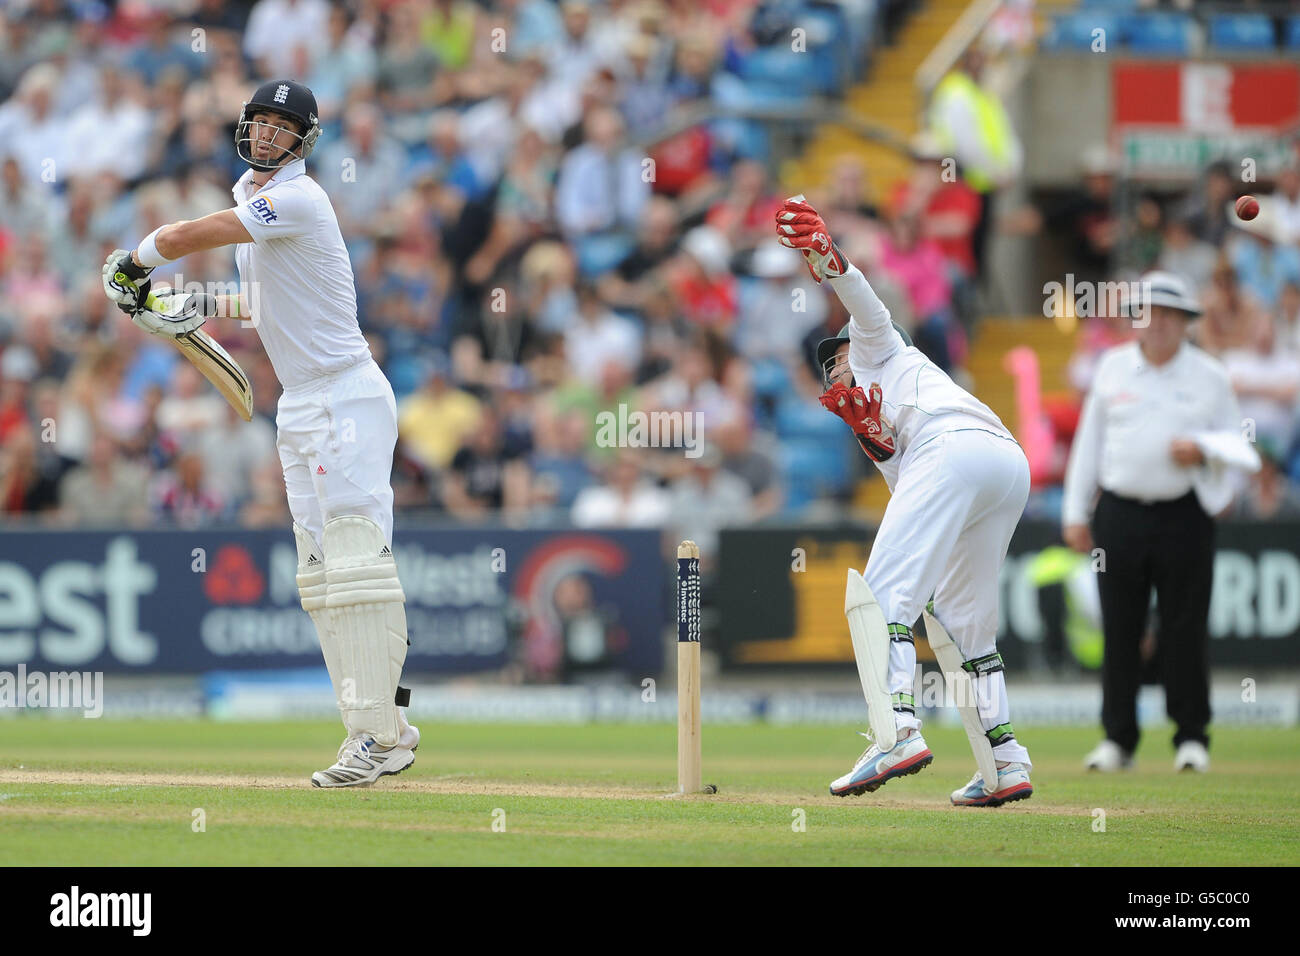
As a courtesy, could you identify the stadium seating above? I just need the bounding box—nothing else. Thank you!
[1121,13,1195,56]
[1208,13,1275,52]
[1041,12,1121,53]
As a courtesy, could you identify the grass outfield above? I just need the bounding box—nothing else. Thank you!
[0,720,1296,866]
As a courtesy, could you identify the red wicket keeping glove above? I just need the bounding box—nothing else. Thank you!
[775,195,850,284]
[819,382,897,462]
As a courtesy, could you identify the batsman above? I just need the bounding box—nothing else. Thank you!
[101,80,418,787]
[777,196,1033,806]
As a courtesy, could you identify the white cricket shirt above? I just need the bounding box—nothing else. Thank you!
[231,158,372,389]
[831,266,1015,491]
[1062,340,1261,525]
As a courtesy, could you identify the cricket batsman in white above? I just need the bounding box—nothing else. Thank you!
[777,196,1033,806]
[101,80,419,788]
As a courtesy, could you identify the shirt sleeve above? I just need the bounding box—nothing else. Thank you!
[828,265,904,368]
[1062,362,1106,526]
[232,181,317,242]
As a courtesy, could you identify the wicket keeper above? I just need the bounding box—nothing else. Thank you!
[778,196,1034,806]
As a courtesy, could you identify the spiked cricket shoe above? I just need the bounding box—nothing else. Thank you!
[830,728,933,796]
[312,736,415,788]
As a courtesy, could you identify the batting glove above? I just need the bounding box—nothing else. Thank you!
[129,285,216,338]
[819,381,896,462]
[101,248,154,315]
[775,195,850,284]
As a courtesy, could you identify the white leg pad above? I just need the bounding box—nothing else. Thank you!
[294,523,345,719]
[925,608,998,794]
[845,570,897,752]
[324,515,408,747]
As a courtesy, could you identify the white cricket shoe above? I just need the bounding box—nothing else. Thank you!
[1174,741,1209,773]
[1084,739,1133,772]
[311,736,415,788]
[335,710,420,755]
[951,761,1033,807]
[829,728,933,797]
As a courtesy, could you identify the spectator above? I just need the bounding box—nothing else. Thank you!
[1226,197,1300,310]
[57,433,150,527]
[0,423,60,516]
[1177,160,1236,248]
[555,106,650,274]
[1156,213,1218,292]
[929,46,1023,278]
[528,404,594,512]
[878,210,959,371]
[151,448,224,528]
[1233,444,1300,520]
[571,450,671,527]
[398,355,483,473]
[1192,261,1269,356]
[1221,317,1300,455]
[667,443,753,560]
[243,0,329,77]
[444,407,531,518]
[563,283,641,386]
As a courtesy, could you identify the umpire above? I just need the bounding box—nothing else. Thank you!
[1062,272,1260,773]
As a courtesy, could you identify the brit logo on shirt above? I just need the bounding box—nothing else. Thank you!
[247,196,277,224]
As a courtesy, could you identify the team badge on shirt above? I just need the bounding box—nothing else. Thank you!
[247,196,277,224]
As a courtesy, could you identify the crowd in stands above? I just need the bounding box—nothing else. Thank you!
[1,0,1298,544]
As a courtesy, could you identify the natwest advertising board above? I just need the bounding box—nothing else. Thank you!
[1112,62,1299,180]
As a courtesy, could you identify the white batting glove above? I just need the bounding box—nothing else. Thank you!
[102,248,153,313]
[130,286,216,338]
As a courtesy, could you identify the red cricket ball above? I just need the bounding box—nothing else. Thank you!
[1236,195,1260,221]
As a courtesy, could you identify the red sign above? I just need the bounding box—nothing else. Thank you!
[1114,63,1300,131]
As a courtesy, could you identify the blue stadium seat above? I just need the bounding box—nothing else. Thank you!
[774,394,844,441]
[1078,0,1139,10]
[737,45,836,97]
[1286,17,1300,50]
[1208,13,1275,52]
[1041,13,1120,53]
[1122,12,1193,55]
[779,438,850,511]
[750,358,791,401]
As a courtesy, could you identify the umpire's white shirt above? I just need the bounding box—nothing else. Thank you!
[1063,340,1261,525]
[231,158,371,388]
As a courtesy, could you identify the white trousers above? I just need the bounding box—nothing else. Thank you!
[276,359,398,549]
[864,428,1031,762]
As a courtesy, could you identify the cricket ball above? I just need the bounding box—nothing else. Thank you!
[1236,195,1260,221]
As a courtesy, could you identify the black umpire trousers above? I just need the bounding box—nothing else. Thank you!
[1091,490,1214,752]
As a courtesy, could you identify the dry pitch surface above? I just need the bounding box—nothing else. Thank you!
[0,720,1296,866]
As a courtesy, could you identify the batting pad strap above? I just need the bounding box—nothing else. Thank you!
[395,686,411,707]
[891,692,915,714]
[887,623,914,644]
[962,652,1005,677]
[986,722,1016,745]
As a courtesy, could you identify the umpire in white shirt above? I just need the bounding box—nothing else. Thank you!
[1062,272,1260,773]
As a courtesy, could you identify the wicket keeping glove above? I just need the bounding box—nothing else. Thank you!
[775,195,850,284]
[129,285,216,338]
[101,248,154,315]
[820,381,896,462]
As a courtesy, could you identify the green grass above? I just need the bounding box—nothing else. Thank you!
[0,720,1296,865]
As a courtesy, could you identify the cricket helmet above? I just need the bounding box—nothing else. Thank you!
[235,80,321,171]
[815,321,914,386]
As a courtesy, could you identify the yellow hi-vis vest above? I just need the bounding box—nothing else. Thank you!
[930,71,1015,194]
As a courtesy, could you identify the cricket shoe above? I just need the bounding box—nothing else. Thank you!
[1083,739,1133,772]
[950,761,1033,807]
[1174,741,1209,773]
[830,728,933,797]
[335,713,420,756]
[311,736,415,788]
